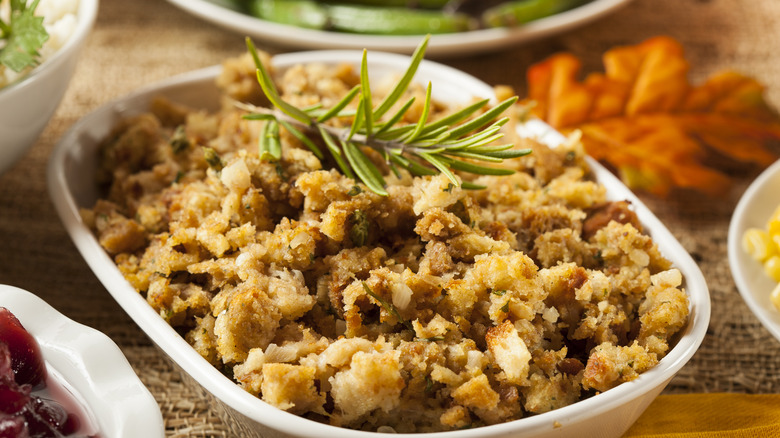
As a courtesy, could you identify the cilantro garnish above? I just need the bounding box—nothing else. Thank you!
[0,0,49,73]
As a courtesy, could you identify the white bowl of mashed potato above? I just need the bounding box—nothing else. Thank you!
[48,47,710,437]
[0,0,98,175]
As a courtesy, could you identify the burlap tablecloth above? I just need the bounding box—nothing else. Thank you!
[1,0,779,436]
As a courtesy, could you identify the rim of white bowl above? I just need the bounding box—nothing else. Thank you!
[47,51,710,438]
[0,0,98,97]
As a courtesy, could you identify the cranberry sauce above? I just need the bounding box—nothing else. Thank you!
[0,307,97,438]
[0,307,46,389]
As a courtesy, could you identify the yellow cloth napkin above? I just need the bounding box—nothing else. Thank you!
[624,393,780,437]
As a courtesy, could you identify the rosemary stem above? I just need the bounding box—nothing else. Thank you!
[237,100,413,159]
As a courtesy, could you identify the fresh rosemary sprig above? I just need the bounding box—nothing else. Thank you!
[240,35,532,195]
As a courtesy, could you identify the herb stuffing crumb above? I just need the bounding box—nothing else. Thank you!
[83,49,690,433]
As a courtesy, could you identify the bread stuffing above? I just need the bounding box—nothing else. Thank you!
[83,50,689,432]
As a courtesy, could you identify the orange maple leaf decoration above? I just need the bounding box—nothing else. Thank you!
[524,35,780,197]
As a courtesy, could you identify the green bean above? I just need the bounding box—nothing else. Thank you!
[325,0,453,9]
[248,0,328,29]
[327,5,473,35]
[245,0,473,35]
[482,0,587,27]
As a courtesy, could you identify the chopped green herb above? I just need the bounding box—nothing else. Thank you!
[347,185,363,196]
[350,209,369,247]
[170,125,190,153]
[274,161,286,179]
[0,0,49,73]
[202,147,224,171]
[425,376,434,393]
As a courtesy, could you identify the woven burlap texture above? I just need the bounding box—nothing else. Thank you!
[1,0,779,435]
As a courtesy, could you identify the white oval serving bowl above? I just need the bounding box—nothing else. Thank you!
[728,159,780,343]
[0,0,98,175]
[47,50,710,438]
[0,284,164,437]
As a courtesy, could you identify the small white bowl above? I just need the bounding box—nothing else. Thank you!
[0,284,164,437]
[48,50,710,438]
[728,159,780,342]
[0,0,98,175]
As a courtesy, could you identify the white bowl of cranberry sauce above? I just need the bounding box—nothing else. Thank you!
[0,284,163,437]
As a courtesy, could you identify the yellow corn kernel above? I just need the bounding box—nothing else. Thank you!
[764,255,780,282]
[771,283,780,312]
[768,205,780,226]
[768,219,780,238]
[743,228,776,262]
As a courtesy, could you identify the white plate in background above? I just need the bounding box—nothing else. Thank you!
[166,0,633,57]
